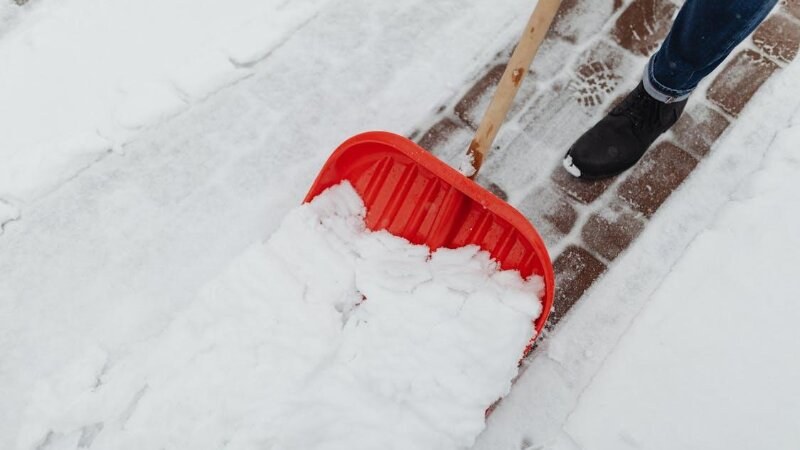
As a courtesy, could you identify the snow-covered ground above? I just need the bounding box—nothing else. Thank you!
[474,51,800,450]
[0,0,537,447]
[14,182,543,449]
[2,0,800,449]
[0,0,328,202]
[560,120,800,449]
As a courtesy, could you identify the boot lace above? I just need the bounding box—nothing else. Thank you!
[611,89,662,129]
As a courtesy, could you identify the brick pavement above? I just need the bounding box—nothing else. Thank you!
[411,0,800,333]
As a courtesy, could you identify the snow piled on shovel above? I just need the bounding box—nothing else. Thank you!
[17,182,543,450]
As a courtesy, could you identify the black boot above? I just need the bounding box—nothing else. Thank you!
[563,82,687,179]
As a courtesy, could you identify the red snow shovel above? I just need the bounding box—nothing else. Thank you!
[305,0,562,344]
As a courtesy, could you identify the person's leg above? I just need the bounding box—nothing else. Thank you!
[564,0,778,179]
[644,0,779,103]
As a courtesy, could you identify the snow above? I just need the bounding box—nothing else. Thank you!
[3,0,800,448]
[0,198,21,234]
[561,154,582,177]
[15,182,542,449]
[473,51,800,450]
[0,0,327,201]
[0,1,535,442]
[455,151,478,178]
[560,108,800,450]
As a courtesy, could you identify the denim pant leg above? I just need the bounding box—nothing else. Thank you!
[643,0,778,103]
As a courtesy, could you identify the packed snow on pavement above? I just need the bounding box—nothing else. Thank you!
[0,0,537,446]
[559,117,800,449]
[0,0,328,202]
[2,0,800,449]
[14,182,543,449]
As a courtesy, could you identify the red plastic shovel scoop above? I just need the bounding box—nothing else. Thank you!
[305,0,563,342]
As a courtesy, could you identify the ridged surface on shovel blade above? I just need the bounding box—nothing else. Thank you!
[305,131,554,333]
[356,155,541,276]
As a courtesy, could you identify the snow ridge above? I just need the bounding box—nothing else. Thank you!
[16,183,543,450]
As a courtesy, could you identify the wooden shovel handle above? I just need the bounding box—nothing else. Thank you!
[466,0,563,178]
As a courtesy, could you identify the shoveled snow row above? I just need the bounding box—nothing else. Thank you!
[17,182,543,450]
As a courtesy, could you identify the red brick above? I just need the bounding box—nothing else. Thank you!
[581,202,646,261]
[486,182,509,202]
[611,0,678,56]
[548,0,582,43]
[707,50,780,116]
[517,186,579,248]
[549,0,624,44]
[455,63,540,128]
[551,166,616,205]
[540,192,578,235]
[550,245,607,324]
[670,104,730,158]
[416,117,466,153]
[530,1,624,86]
[782,0,800,20]
[617,142,698,217]
[753,13,800,63]
[454,65,505,128]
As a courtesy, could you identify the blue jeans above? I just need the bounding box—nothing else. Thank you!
[643,0,778,103]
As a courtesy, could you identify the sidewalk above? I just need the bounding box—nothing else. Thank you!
[409,0,799,333]
[1,1,798,448]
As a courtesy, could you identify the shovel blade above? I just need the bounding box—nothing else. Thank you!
[305,131,554,335]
